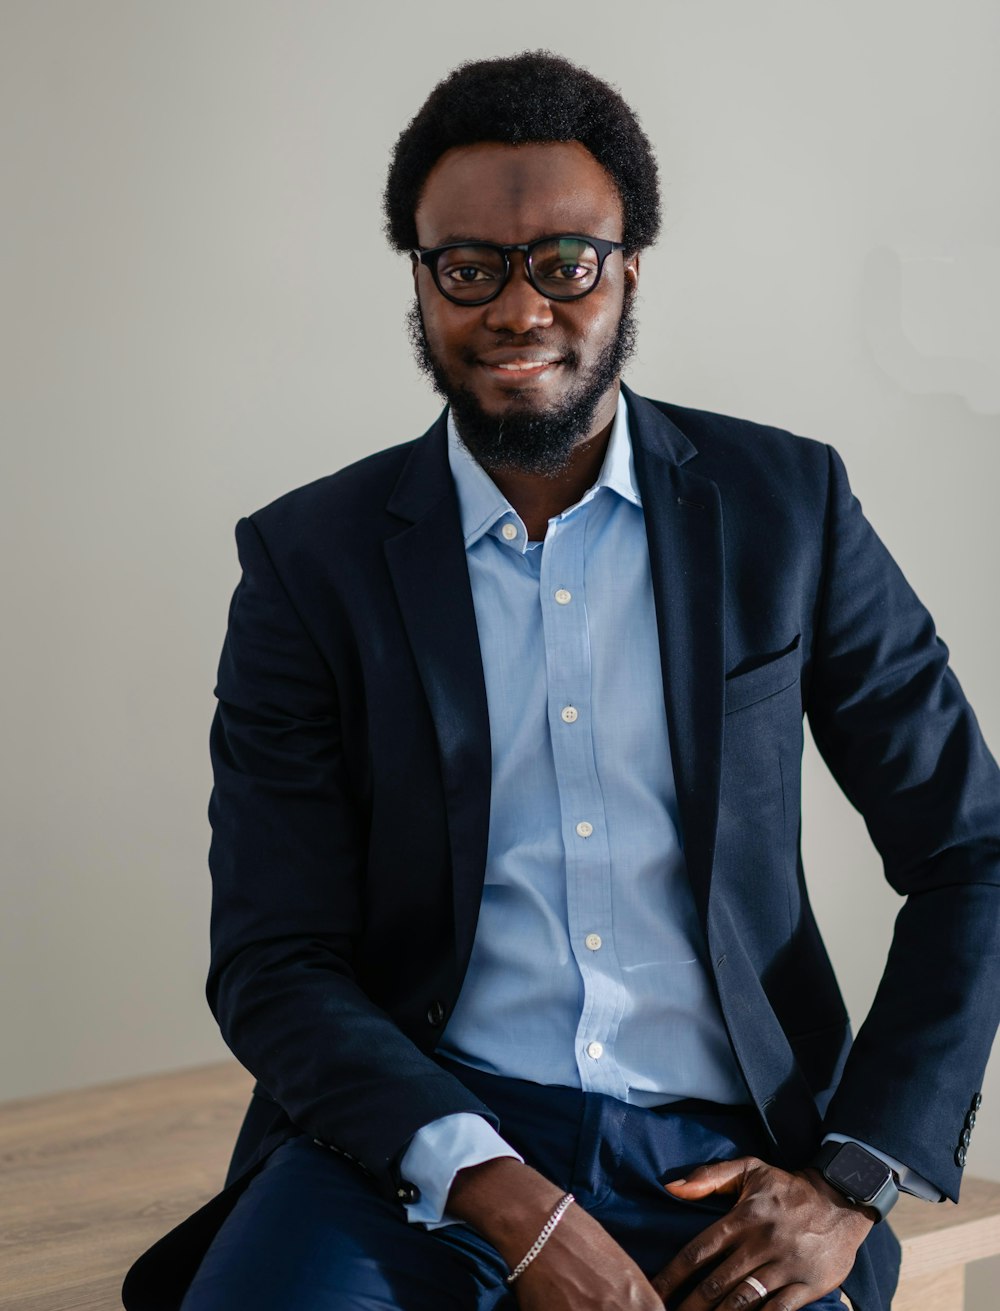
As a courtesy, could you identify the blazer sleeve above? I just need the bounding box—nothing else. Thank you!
[807,444,1000,1200]
[206,515,496,1200]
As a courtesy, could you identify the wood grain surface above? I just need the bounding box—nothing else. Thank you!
[0,1062,251,1311]
[2,1061,999,1310]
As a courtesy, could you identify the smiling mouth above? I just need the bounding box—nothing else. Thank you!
[478,359,562,378]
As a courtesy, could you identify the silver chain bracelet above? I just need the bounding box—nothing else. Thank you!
[505,1192,576,1285]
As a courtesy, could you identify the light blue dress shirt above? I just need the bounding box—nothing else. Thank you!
[400,392,937,1225]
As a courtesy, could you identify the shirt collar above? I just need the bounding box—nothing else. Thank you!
[447,389,640,551]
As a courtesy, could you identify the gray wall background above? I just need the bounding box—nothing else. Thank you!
[3,2,998,1301]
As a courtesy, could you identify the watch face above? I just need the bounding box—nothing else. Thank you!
[828,1143,890,1202]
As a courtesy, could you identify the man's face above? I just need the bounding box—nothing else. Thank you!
[411,140,639,475]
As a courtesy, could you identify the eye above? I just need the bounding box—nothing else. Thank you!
[436,246,504,288]
[448,265,494,284]
[531,239,600,291]
[535,258,593,281]
[555,262,590,281]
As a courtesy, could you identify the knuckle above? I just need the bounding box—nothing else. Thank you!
[680,1242,706,1269]
[699,1274,724,1299]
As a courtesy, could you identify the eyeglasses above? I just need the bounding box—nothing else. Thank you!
[415,234,626,306]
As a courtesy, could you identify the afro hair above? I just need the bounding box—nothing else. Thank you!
[383,51,661,257]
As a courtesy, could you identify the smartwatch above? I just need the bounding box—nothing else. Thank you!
[810,1141,900,1221]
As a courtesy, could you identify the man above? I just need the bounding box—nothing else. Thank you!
[123,51,1000,1311]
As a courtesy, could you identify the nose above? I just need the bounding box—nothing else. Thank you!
[482,255,554,334]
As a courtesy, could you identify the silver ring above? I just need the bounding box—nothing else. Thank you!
[741,1275,768,1299]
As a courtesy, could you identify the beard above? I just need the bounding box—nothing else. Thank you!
[406,290,637,477]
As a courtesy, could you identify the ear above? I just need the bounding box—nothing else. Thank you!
[624,250,640,294]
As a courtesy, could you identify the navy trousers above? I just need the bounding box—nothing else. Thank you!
[180,1062,845,1310]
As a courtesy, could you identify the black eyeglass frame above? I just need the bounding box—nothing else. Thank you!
[414,234,627,305]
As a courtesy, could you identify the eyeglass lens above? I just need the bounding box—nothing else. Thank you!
[434,238,602,303]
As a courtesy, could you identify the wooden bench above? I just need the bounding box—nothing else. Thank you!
[2,1062,998,1310]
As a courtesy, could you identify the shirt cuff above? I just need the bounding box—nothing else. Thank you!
[822,1133,943,1202]
[399,1112,524,1229]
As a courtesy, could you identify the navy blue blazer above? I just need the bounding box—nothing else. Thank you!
[123,386,1000,1310]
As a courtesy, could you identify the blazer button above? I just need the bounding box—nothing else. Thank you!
[426,1000,446,1027]
[972,1092,983,1111]
[966,1110,977,1130]
[961,1128,972,1148]
[956,1145,968,1168]
[396,1182,421,1203]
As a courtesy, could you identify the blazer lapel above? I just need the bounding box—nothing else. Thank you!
[383,415,492,971]
[625,386,725,921]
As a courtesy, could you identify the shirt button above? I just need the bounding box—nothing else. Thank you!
[575,821,594,838]
[585,933,602,951]
[560,706,579,724]
[554,588,572,605]
[586,1041,604,1060]
[501,523,518,541]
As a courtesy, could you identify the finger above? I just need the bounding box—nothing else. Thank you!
[717,1265,826,1311]
[649,1222,736,1300]
[720,1280,813,1311]
[670,1258,778,1311]
[663,1156,758,1200]
[755,1282,830,1311]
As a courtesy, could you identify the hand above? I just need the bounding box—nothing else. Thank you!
[448,1157,664,1310]
[651,1157,875,1310]
[512,1201,667,1311]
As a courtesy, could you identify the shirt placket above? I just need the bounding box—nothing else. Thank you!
[539,503,628,1099]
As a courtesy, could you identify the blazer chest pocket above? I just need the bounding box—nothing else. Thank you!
[724,636,802,714]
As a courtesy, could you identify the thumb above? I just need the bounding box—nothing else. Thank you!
[663,1156,755,1199]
